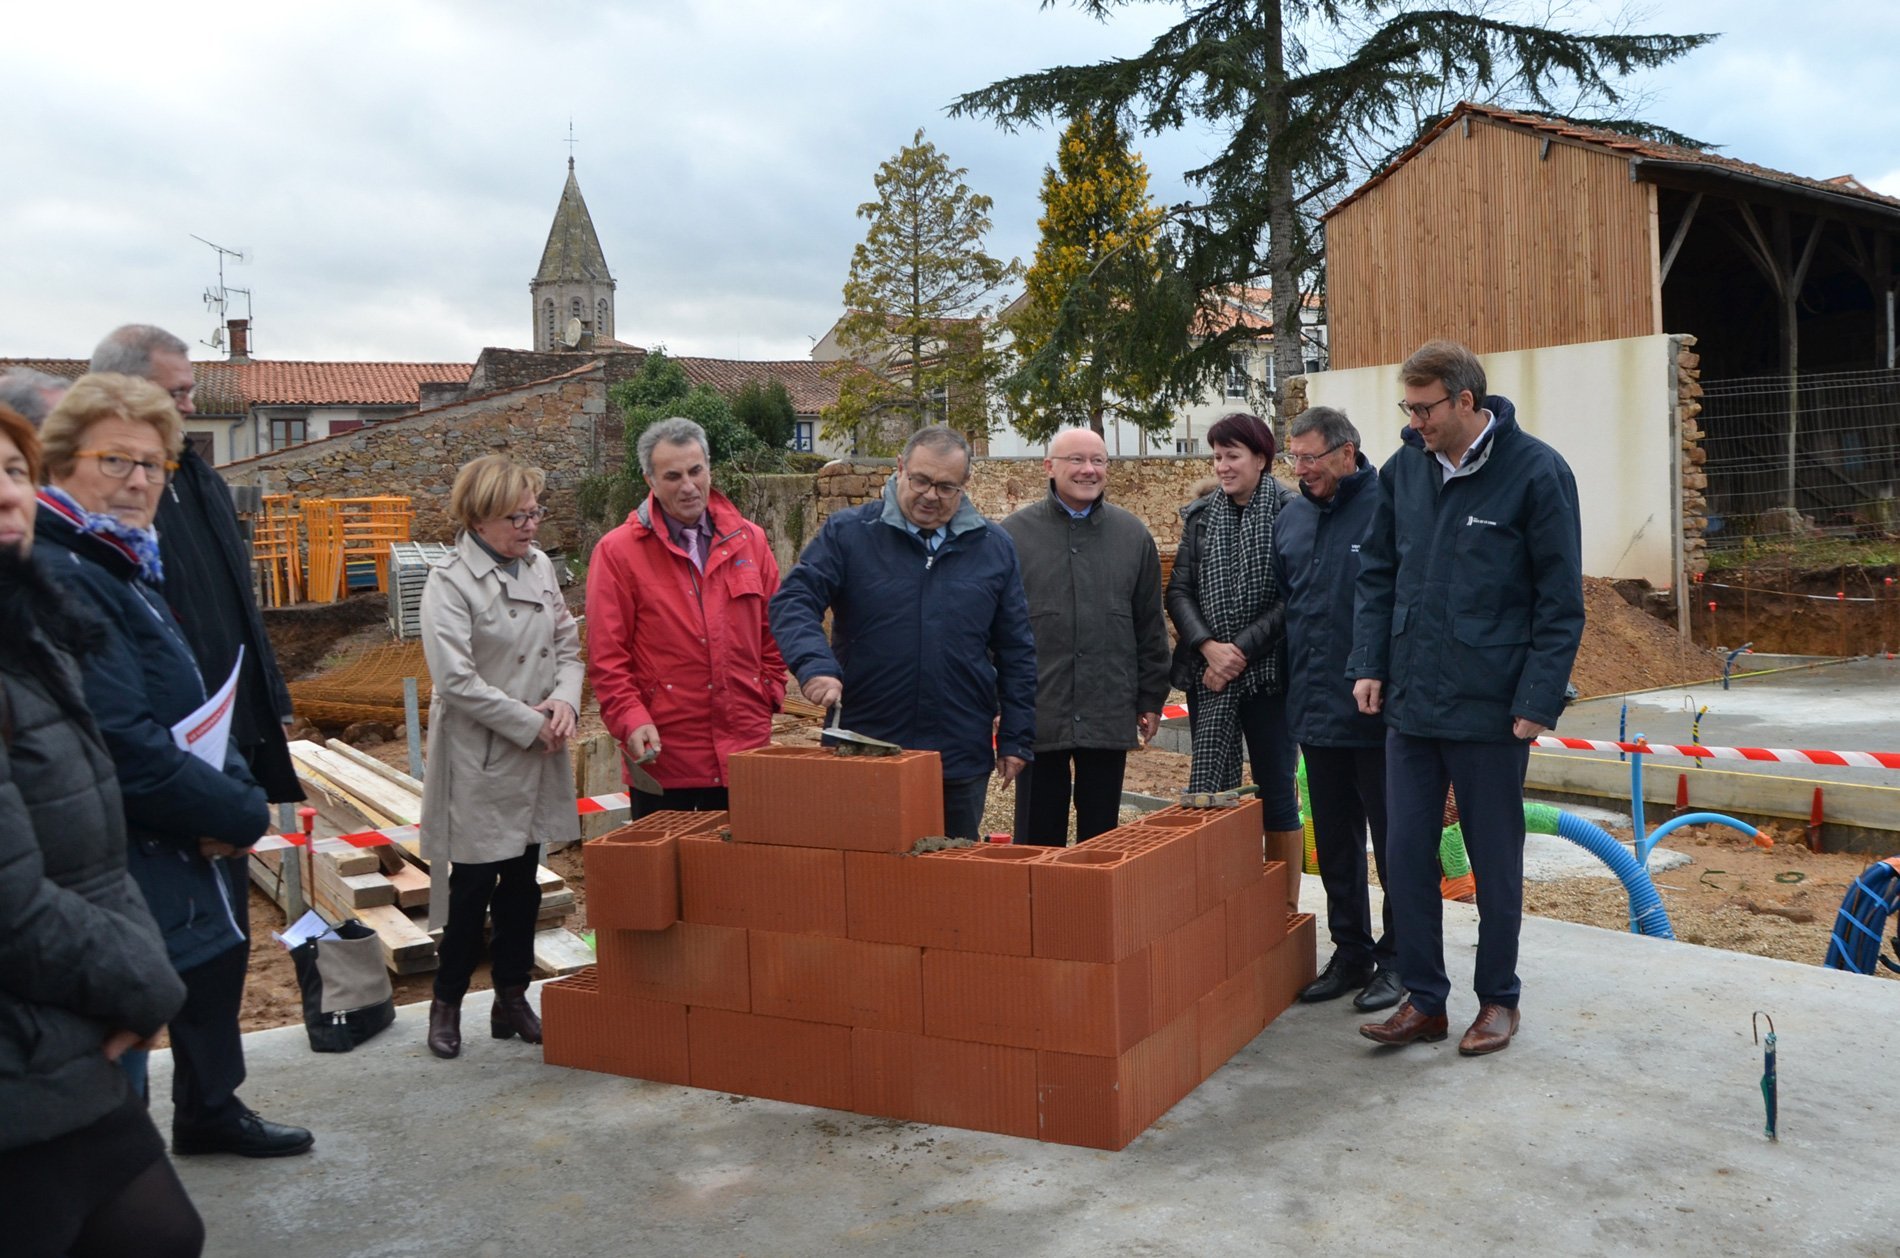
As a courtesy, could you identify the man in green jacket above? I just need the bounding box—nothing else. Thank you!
[1000,428,1171,845]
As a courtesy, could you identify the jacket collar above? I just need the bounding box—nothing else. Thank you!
[1399,393,1517,467]
[878,471,986,539]
[1299,452,1376,511]
[33,496,141,582]
[632,489,747,552]
[455,528,538,582]
[1044,482,1103,521]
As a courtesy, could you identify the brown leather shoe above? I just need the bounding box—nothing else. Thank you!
[1458,1003,1521,1056]
[1358,999,1449,1046]
[427,998,461,1059]
[491,984,543,1044]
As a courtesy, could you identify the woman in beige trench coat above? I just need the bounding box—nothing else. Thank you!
[419,456,583,1059]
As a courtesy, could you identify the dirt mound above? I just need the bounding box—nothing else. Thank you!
[1572,576,1723,697]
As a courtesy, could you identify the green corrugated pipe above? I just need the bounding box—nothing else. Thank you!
[1438,822,1471,878]
[1523,802,1562,834]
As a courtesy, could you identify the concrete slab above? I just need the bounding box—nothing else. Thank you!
[156,876,1900,1258]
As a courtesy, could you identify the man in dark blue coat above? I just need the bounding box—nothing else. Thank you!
[1274,406,1400,1013]
[770,425,1036,840]
[1349,340,1584,1057]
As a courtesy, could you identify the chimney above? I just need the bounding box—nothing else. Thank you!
[227,318,251,362]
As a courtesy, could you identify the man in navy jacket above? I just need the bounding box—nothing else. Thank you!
[1274,406,1400,1013]
[1349,340,1584,1057]
[770,426,1036,840]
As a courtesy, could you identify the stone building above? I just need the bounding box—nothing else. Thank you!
[532,158,617,350]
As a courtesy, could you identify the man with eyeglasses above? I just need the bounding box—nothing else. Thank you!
[1348,339,1583,1058]
[771,425,1037,841]
[999,427,1169,845]
[88,324,313,1157]
[586,416,786,817]
[1274,406,1401,1013]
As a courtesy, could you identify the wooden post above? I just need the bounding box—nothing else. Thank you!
[277,802,306,920]
[403,676,424,780]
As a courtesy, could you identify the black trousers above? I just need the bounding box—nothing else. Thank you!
[1185,688,1302,831]
[1302,743,1394,969]
[942,774,990,842]
[434,847,542,1003]
[1013,748,1127,846]
[167,939,250,1136]
[631,786,729,818]
[1385,731,1531,1017]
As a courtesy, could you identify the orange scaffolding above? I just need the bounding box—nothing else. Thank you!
[298,496,413,603]
[251,494,304,609]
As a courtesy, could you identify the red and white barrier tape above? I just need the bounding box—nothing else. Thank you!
[254,790,640,853]
[1533,735,1900,770]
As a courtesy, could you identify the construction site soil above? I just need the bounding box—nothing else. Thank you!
[229,575,1890,1036]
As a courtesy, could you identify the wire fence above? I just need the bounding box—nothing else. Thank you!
[1699,367,1900,550]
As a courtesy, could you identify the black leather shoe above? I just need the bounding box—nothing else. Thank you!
[428,997,462,1059]
[1353,966,1405,1012]
[174,1109,314,1158]
[1299,955,1376,1003]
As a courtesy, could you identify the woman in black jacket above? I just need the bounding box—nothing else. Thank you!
[1166,411,1304,908]
[0,405,203,1257]
[34,374,312,1158]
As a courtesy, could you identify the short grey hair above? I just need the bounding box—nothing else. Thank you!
[91,324,192,378]
[0,369,71,426]
[1289,405,1360,451]
[901,424,971,468]
[637,416,710,479]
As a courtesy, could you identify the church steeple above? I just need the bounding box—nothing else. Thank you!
[531,158,616,350]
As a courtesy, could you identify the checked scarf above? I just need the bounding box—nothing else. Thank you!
[1186,474,1280,794]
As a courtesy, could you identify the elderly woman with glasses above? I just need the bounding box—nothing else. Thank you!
[1166,411,1304,912]
[418,454,582,1060]
[33,374,313,1159]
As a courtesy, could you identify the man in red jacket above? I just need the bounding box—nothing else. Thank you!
[585,417,786,815]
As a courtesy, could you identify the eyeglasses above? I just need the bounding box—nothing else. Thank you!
[167,385,196,406]
[905,473,965,499]
[503,507,548,528]
[75,450,177,483]
[1289,442,1345,469]
[1052,454,1109,469]
[1398,394,1454,421]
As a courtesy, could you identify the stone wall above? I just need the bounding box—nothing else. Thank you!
[719,471,821,574]
[1675,335,1709,578]
[220,365,618,552]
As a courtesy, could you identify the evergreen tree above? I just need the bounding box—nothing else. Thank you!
[952,1,1714,427]
[730,378,798,451]
[610,349,762,488]
[823,129,1022,454]
[1007,112,1177,444]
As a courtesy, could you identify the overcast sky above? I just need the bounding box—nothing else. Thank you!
[8,0,1899,366]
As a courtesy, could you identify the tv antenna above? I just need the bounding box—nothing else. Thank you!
[192,234,253,351]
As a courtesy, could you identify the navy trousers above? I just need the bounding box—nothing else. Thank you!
[1302,743,1394,969]
[942,774,991,842]
[1384,731,1531,1016]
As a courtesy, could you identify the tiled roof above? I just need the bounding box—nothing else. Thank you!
[534,161,614,286]
[1327,101,1900,221]
[674,357,840,415]
[0,357,246,416]
[234,361,471,406]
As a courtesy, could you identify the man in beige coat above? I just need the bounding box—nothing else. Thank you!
[418,456,583,1058]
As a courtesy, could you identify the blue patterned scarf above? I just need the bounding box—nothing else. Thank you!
[38,484,165,585]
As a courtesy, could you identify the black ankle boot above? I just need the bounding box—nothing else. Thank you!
[491,984,543,1044]
[427,998,462,1059]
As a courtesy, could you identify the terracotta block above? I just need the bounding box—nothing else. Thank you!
[539,968,690,1084]
[1195,800,1266,911]
[845,845,1051,955]
[1031,833,1198,963]
[1150,903,1228,1029]
[749,930,922,1032]
[1036,1008,1201,1151]
[686,1007,854,1112]
[1196,955,1270,1078]
[922,947,1149,1056]
[850,1029,1038,1139]
[1264,913,1319,1013]
[678,834,846,935]
[1223,862,1289,976]
[582,830,679,932]
[727,746,943,851]
[594,921,750,1011]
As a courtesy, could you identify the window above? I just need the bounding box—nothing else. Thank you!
[597,298,611,339]
[793,420,814,453]
[1225,351,1249,399]
[270,415,307,450]
[543,299,555,349]
[184,431,216,464]
[570,297,583,326]
[1175,438,1199,455]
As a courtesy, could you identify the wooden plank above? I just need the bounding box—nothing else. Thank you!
[312,863,397,910]
[356,904,438,972]
[387,862,431,909]
[535,864,566,894]
[532,928,596,978]
[323,737,425,798]
[309,837,381,877]
[575,733,622,840]
[287,741,419,828]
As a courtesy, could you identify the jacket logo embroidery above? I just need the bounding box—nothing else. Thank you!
[1466,515,1498,527]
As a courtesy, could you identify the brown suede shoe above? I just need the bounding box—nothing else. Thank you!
[427,998,461,1060]
[491,984,544,1044]
[1458,1003,1521,1056]
[1358,999,1449,1046]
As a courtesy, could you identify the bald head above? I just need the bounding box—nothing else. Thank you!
[1044,427,1109,513]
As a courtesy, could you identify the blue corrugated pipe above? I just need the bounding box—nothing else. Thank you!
[1525,803,1675,939]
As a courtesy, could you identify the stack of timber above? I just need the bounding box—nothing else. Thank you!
[253,740,594,978]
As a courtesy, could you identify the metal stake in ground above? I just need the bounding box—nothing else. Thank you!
[1753,1011,1778,1140]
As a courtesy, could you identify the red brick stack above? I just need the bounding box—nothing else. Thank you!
[543,745,1315,1150]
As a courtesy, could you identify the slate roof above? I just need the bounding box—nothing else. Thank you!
[1327,101,1900,220]
[534,160,615,286]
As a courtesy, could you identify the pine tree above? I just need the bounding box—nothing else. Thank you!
[823,130,1022,454]
[952,1,1715,430]
[1007,112,1176,443]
